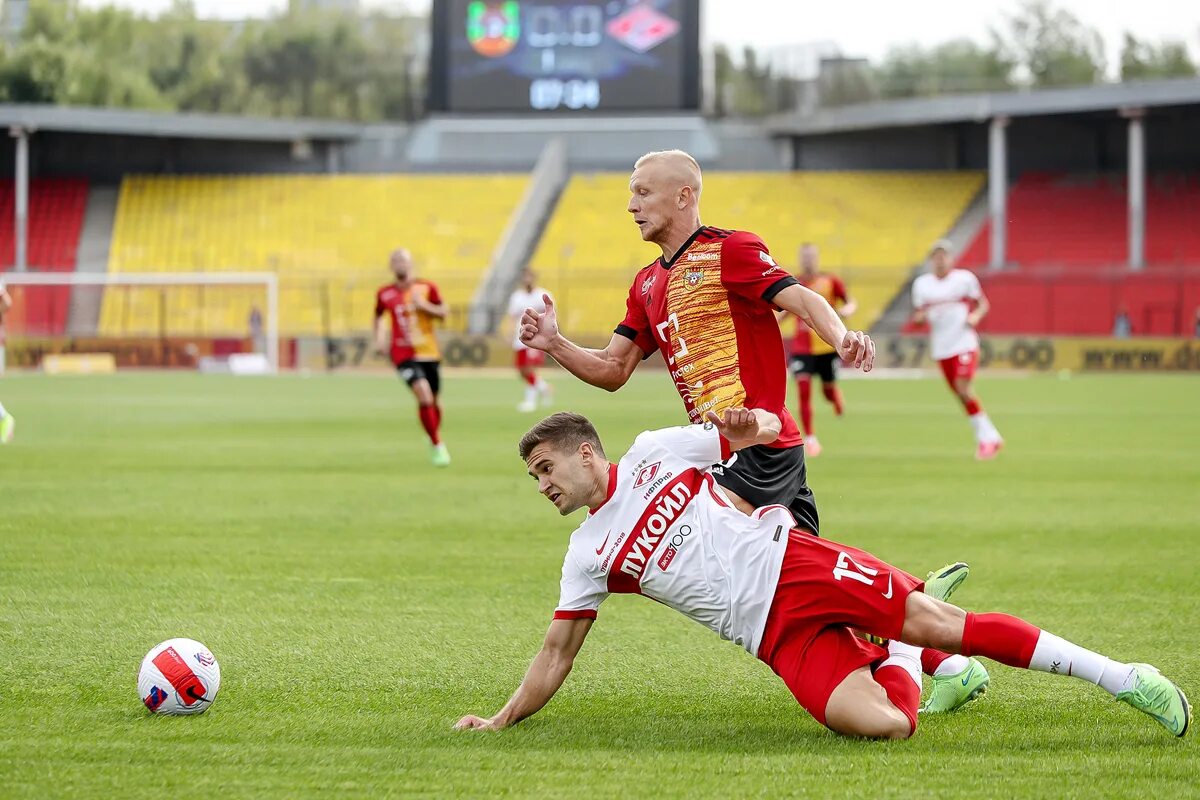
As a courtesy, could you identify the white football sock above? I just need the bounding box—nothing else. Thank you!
[968,412,987,443]
[880,641,922,688]
[0,399,7,418]
[1029,631,1135,696]
[523,386,537,405]
[535,378,548,392]
[933,653,972,677]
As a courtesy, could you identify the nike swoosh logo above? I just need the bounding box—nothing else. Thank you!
[595,532,611,555]
[881,572,893,600]
[962,666,975,686]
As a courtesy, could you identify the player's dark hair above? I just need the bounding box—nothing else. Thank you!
[519,412,605,461]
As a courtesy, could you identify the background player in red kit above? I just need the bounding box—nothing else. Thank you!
[374,248,451,467]
[453,410,1190,739]
[518,150,978,710]
[787,242,857,457]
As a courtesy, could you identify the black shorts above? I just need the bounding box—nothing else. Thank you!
[711,443,820,536]
[788,352,838,384]
[396,359,441,395]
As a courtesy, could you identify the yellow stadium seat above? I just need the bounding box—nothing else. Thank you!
[102,174,529,336]
[530,171,985,339]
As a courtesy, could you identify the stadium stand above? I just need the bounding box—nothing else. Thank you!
[100,174,529,335]
[0,177,89,335]
[959,172,1200,269]
[530,171,984,337]
[956,173,1200,336]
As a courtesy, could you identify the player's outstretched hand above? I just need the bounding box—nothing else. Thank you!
[704,407,760,444]
[519,293,559,352]
[454,714,500,731]
[839,330,875,372]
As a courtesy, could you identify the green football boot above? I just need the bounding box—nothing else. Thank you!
[1116,663,1191,737]
[0,413,14,444]
[921,657,990,714]
[924,561,970,602]
[430,442,451,468]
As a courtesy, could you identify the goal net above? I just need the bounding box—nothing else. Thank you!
[1,271,279,372]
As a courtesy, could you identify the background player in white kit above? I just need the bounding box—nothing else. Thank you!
[0,279,14,443]
[911,240,1003,460]
[506,269,553,412]
[453,409,1189,739]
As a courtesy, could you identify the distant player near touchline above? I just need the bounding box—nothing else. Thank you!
[374,248,451,467]
[786,242,856,458]
[506,268,554,413]
[910,240,1003,460]
[453,409,1190,739]
[0,277,14,443]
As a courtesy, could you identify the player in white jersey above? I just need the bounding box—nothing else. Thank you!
[454,409,1190,739]
[911,240,1003,459]
[0,279,14,443]
[506,269,553,412]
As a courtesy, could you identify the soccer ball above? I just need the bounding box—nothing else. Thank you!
[138,638,221,715]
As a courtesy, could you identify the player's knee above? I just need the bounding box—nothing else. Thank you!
[901,593,965,651]
[827,703,912,740]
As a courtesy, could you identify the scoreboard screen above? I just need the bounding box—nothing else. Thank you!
[428,0,700,113]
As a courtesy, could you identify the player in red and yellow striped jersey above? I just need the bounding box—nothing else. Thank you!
[374,249,450,467]
[787,243,857,457]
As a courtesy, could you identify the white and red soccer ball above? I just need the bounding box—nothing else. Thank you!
[138,638,221,715]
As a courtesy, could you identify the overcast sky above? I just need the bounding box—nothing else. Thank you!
[83,0,1200,77]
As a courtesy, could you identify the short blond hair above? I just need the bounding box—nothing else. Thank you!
[633,149,703,197]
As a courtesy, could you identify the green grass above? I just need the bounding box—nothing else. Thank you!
[0,370,1197,798]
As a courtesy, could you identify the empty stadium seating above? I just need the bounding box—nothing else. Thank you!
[530,171,984,338]
[959,172,1200,269]
[0,177,89,335]
[955,173,1200,336]
[102,174,528,336]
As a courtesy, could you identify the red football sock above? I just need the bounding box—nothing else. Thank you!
[963,398,981,416]
[920,648,954,676]
[418,404,441,445]
[874,665,919,734]
[433,403,443,429]
[960,612,1041,668]
[523,371,537,386]
[822,383,844,416]
[798,378,814,436]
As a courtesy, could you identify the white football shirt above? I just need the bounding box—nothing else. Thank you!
[507,287,551,350]
[911,269,982,361]
[554,424,794,657]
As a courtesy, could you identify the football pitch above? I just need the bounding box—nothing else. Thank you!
[0,370,1197,798]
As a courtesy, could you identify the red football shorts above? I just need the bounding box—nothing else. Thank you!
[938,349,979,386]
[757,530,922,726]
[515,348,545,369]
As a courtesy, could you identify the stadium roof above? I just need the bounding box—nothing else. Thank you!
[0,104,363,142]
[768,77,1200,136]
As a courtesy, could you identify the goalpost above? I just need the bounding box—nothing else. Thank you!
[1,271,280,372]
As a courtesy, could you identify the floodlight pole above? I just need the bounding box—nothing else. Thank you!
[10,125,29,272]
[1122,107,1146,271]
[988,116,1008,271]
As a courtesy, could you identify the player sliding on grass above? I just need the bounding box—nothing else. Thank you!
[454,409,1190,739]
[518,150,976,709]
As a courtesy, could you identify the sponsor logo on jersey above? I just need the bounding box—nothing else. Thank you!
[641,273,658,296]
[684,270,704,290]
[634,462,660,488]
[685,251,720,263]
[611,471,701,587]
[758,250,778,268]
[656,524,694,571]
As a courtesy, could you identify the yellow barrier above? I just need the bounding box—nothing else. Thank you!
[42,353,118,374]
[880,336,1200,372]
